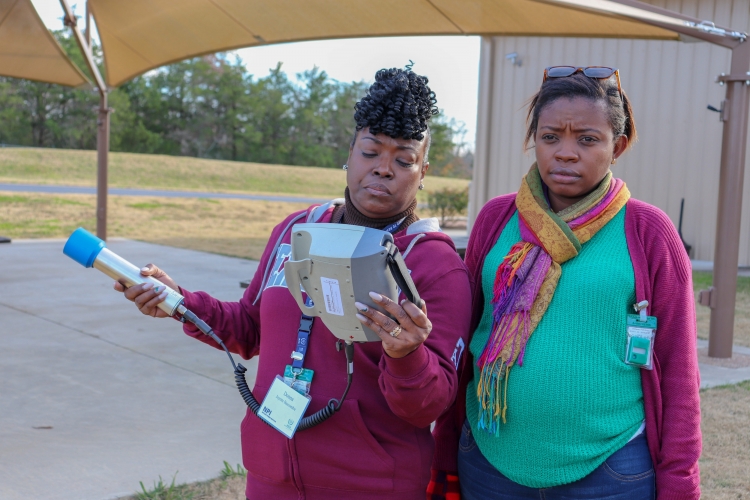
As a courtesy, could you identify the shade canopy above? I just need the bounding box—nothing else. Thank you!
[0,0,90,87]
[88,0,677,87]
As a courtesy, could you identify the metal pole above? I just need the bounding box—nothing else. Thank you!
[85,1,91,46]
[708,41,750,358]
[97,92,110,240]
[60,0,110,240]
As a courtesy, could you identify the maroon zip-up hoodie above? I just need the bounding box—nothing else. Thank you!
[180,202,472,499]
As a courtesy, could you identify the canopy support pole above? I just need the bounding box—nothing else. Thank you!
[61,0,110,240]
[708,41,750,358]
[85,2,91,46]
[96,92,110,240]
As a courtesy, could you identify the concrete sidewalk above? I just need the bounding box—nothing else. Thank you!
[697,340,750,388]
[0,239,258,500]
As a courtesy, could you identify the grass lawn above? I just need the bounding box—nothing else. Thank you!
[0,192,438,260]
[119,462,247,500]
[699,380,750,499]
[694,271,750,348]
[0,147,462,259]
[0,192,307,260]
[0,147,468,201]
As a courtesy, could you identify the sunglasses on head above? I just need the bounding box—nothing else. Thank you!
[543,66,623,102]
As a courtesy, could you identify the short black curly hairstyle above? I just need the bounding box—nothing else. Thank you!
[353,68,438,142]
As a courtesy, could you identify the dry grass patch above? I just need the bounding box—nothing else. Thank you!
[0,193,95,238]
[700,380,750,499]
[118,462,247,500]
[127,475,245,500]
[111,196,310,260]
[0,191,435,260]
[0,192,308,260]
[694,272,750,348]
[0,147,468,202]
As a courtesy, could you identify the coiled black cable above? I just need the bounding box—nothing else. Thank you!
[181,308,353,432]
[233,364,261,414]
[299,341,354,430]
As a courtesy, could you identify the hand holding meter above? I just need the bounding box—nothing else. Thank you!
[283,223,423,343]
[353,291,431,360]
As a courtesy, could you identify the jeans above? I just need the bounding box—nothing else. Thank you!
[457,421,655,500]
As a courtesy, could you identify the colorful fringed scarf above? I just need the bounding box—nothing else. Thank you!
[476,163,630,435]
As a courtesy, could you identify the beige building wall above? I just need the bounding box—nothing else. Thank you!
[470,0,750,265]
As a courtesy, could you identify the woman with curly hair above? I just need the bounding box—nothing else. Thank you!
[429,68,701,499]
[116,68,472,500]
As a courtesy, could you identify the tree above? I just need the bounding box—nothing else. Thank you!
[0,79,30,146]
[427,187,469,226]
[0,39,473,177]
[288,67,335,167]
[248,63,294,164]
[427,115,472,179]
[328,80,370,169]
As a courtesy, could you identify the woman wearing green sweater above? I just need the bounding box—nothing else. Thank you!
[428,67,701,499]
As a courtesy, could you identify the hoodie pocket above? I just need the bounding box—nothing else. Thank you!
[240,395,292,484]
[295,399,396,492]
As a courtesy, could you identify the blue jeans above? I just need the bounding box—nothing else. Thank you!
[457,421,655,500]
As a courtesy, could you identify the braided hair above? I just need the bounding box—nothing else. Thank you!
[353,68,439,142]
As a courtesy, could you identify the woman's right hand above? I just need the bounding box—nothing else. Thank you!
[113,263,179,318]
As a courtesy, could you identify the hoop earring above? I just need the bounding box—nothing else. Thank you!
[418,182,424,190]
[342,164,348,170]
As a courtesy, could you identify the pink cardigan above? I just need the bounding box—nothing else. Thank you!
[431,193,702,499]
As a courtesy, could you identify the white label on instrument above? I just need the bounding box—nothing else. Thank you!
[321,277,344,316]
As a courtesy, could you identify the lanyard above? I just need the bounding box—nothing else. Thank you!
[336,216,405,234]
[291,317,314,371]
[382,217,406,234]
[291,297,314,372]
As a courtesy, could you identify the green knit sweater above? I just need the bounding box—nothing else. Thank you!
[466,208,645,488]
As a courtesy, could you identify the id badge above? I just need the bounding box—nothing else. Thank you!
[284,365,314,396]
[258,376,312,439]
[625,314,656,370]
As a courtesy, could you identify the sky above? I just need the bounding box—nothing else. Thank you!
[30,0,482,147]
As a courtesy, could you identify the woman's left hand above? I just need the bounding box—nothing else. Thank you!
[355,292,432,358]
